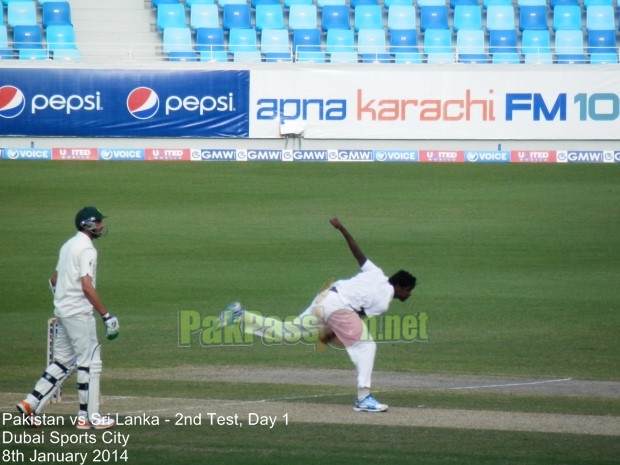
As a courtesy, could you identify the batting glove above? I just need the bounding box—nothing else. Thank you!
[102,313,120,340]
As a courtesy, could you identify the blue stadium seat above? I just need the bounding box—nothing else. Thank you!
[384,0,413,8]
[19,48,48,60]
[199,50,229,61]
[42,2,72,28]
[423,28,452,53]
[390,29,418,52]
[589,52,618,64]
[255,4,285,31]
[296,50,326,62]
[252,0,280,7]
[491,52,521,63]
[8,2,37,28]
[394,52,422,63]
[52,48,81,61]
[217,0,246,7]
[162,27,193,54]
[351,0,379,7]
[288,4,318,30]
[0,25,12,60]
[222,4,252,30]
[358,28,387,54]
[293,28,321,53]
[387,5,417,30]
[523,51,553,63]
[329,51,359,62]
[451,0,479,9]
[588,29,616,53]
[550,0,580,8]
[488,29,517,53]
[584,0,613,8]
[420,6,449,31]
[552,5,581,31]
[426,52,455,63]
[186,0,216,6]
[284,0,313,8]
[586,5,615,31]
[195,27,225,51]
[483,0,511,9]
[456,28,488,62]
[152,0,182,7]
[361,54,391,63]
[554,29,587,63]
[521,29,550,54]
[157,4,187,30]
[261,28,292,61]
[519,6,548,31]
[417,0,445,6]
[190,4,220,29]
[486,5,515,30]
[228,27,257,52]
[322,5,350,31]
[325,27,354,52]
[354,5,383,31]
[517,0,546,6]
[46,24,77,51]
[453,5,482,31]
[12,25,43,49]
[316,0,346,7]
[233,50,262,62]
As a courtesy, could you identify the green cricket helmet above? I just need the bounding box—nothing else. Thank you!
[75,206,107,237]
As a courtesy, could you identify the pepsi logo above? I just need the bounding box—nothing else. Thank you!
[0,86,26,119]
[127,87,159,120]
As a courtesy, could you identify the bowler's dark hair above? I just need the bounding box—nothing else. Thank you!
[389,270,417,290]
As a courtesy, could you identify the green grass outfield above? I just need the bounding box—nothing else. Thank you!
[1,161,619,464]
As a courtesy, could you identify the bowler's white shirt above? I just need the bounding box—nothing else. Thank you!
[331,259,394,317]
[54,231,97,318]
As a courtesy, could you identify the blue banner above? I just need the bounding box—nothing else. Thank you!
[0,69,249,138]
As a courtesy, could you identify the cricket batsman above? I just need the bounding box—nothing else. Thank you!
[17,207,120,429]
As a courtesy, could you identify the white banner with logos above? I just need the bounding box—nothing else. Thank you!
[249,66,620,140]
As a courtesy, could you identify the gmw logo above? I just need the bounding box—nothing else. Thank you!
[127,87,235,120]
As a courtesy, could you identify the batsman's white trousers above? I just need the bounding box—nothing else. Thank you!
[54,313,99,368]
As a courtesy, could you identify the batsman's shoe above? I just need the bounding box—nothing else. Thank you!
[220,302,244,327]
[76,416,116,430]
[354,395,389,412]
[16,401,40,428]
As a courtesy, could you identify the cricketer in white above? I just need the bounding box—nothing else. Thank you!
[17,207,120,429]
[221,217,417,412]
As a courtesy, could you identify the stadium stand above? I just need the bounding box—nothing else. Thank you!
[5,0,615,65]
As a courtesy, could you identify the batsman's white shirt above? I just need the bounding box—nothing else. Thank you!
[331,259,394,317]
[54,231,98,318]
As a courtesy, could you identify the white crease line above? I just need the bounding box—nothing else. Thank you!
[444,378,573,391]
[0,379,575,415]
